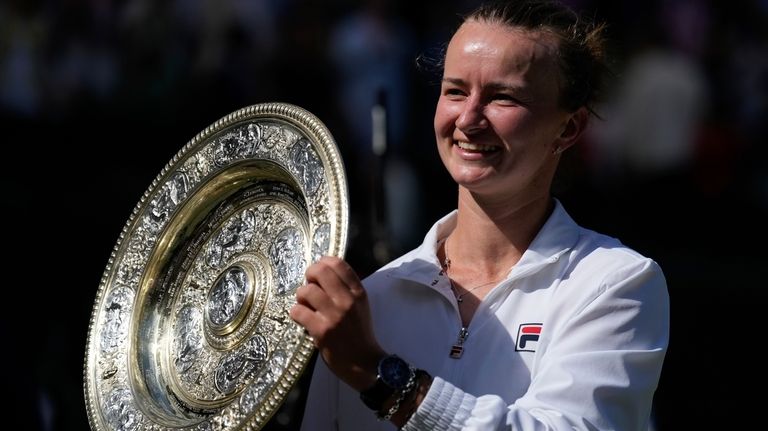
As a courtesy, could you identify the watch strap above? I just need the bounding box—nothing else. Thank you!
[360,355,413,411]
[360,377,395,411]
[378,367,423,421]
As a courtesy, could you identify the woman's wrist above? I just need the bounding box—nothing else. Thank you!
[377,366,418,421]
[388,369,432,428]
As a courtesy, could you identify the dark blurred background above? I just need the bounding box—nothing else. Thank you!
[1,0,766,429]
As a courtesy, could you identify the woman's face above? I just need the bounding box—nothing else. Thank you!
[434,20,579,199]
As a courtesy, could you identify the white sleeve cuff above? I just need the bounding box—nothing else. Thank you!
[401,376,475,430]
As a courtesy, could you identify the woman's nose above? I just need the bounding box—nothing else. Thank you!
[455,98,488,133]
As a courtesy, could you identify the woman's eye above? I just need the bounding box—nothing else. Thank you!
[443,88,465,97]
[493,94,518,104]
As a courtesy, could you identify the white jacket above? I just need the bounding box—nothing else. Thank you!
[300,200,669,430]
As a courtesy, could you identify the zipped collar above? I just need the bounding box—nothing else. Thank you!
[381,199,580,288]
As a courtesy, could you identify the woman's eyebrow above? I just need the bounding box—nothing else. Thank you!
[486,82,528,95]
[442,77,527,93]
[441,77,466,86]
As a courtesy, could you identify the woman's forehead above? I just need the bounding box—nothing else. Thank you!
[446,22,560,75]
[451,21,559,56]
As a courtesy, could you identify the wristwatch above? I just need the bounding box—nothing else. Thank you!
[360,354,415,412]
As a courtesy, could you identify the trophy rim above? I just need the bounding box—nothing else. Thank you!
[83,102,349,430]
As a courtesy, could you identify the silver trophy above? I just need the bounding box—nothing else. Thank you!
[83,103,349,430]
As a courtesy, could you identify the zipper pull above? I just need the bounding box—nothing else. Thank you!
[449,327,469,359]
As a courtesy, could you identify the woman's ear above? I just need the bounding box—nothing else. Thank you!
[554,107,589,153]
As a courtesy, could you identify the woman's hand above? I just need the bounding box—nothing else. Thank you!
[289,256,386,391]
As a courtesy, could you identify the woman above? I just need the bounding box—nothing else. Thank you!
[290,1,670,429]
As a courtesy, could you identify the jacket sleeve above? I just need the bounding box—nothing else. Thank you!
[403,258,670,431]
[300,356,340,431]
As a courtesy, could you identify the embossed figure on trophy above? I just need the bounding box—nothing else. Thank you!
[207,267,249,328]
[214,335,269,396]
[259,124,286,150]
[100,287,135,354]
[289,138,323,196]
[214,132,256,166]
[246,123,261,148]
[148,171,189,230]
[104,388,142,430]
[206,211,256,268]
[269,227,306,294]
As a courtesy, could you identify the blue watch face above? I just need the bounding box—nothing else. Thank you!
[379,355,411,388]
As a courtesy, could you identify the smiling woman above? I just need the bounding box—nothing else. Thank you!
[292,1,669,430]
[434,21,583,199]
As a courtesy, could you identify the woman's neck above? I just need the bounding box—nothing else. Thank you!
[445,188,553,275]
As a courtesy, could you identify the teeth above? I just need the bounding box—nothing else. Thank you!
[457,141,497,152]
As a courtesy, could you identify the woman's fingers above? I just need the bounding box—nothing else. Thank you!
[290,257,367,343]
[295,281,331,311]
[290,257,385,390]
[305,256,365,304]
[318,256,364,293]
[291,283,319,333]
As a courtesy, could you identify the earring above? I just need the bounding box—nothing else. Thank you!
[552,146,564,155]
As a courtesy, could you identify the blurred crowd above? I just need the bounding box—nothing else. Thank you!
[3,0,767,252]
[2,0,767,430]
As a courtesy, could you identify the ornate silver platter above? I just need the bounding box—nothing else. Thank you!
[83,103,349,430]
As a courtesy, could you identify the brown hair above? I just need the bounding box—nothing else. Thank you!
[466,0,609,114]
[416,0,609,116]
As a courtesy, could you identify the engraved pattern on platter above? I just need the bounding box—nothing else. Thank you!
[311,223,331,263]
[254,122,300,157]
[99,286,136,355]
[115,227,154,288]
[288,137,324,197]
[104,387,143,431]
[206,265,251,333]
[200,255,269,351]
[213,126,258,167]
[270,227,306,295]
[166,199,308,404]
[146,170,190,234]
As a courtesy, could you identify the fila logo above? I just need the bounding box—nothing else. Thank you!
[515,323,542,352]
